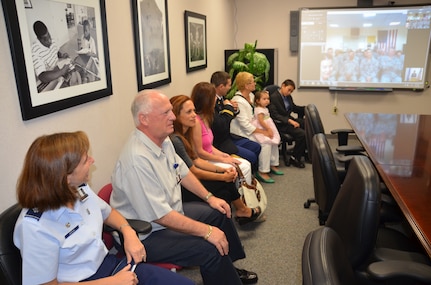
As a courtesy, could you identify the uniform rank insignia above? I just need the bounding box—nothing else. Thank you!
[78,185,89,202]
[25,208,43,221]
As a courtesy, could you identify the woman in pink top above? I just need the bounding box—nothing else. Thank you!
[191,82,252,185]
[196,115,213,153]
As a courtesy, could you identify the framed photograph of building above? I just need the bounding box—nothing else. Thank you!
[184,10,207,73]
[1,0,112,120]
[131,0,171,90]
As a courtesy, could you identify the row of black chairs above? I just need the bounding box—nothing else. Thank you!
[302,154,431,284]
[301,104,431,284]
[303,103,365,224]
[303,103,406,226]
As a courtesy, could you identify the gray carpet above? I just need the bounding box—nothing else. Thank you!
[178,151,323,284]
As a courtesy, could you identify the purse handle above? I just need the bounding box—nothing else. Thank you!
[233,163,257,189]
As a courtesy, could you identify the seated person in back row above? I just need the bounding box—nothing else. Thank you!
[32,20,81,91]
[268,79,306,168]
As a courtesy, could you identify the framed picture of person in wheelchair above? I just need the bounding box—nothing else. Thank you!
[2,0,112,120]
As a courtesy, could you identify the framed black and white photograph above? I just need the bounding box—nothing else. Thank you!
[2,0,112,120]
[184,10,207,73]
[132,0,171,90]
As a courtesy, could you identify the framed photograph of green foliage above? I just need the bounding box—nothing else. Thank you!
[131,0,171,90]
[1,0,112,120]
[184,10,207,73]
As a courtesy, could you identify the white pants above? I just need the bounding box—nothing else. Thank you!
[257,143,279,173]
[210,157,252,185]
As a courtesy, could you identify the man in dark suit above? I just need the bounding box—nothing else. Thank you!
[210,71,261,171]
[268,79,306,168]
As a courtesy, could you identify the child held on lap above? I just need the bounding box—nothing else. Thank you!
[252,90,283,183]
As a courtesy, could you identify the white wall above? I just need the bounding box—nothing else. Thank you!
[234,0,431,131]
[0,0,234,211]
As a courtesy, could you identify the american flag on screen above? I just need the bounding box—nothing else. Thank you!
[377,29,398,53]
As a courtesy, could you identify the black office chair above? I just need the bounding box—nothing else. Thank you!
[264,84,295,166]
[303,103,372,212]
[279,133,295,166]
[306,133,407,228]
[0,201,153,285]
[263,84,279,97]
[304,103,364,160]
[0,204,22,285]
[302,227,431,285]
[328,155,428,264]
[302,226,360,285]
[306,104,405,224]
[302,155,431,285]
[326,155,382,269]
[305,133,341,225]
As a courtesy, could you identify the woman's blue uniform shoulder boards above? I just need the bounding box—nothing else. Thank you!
[25,208,43,221]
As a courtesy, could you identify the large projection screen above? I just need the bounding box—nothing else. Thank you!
[298,5,431,91]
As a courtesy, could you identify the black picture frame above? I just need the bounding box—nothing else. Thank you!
[184,10,207,73]
[131,0,171,90]
[2,0,112,120]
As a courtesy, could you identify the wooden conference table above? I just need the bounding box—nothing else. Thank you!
[345,113,431,257]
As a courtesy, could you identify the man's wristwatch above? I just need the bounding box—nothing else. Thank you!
[204,192,214,201]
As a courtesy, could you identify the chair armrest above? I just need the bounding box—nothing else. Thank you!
[368,260,431,282]
[273,119,283,126]
[330,128,355,134]
[335,145,365,155]
[127,219,152,235]
[104,219,152,235]
[280,133,294,143]
[104,219,152,253]
[374,248,431,265]
[335,154,354,164]
[330,128,355,146]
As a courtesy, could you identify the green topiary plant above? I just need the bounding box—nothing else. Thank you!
[226,40,270,99]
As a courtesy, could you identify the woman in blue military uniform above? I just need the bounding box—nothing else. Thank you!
[13,131,194,285]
